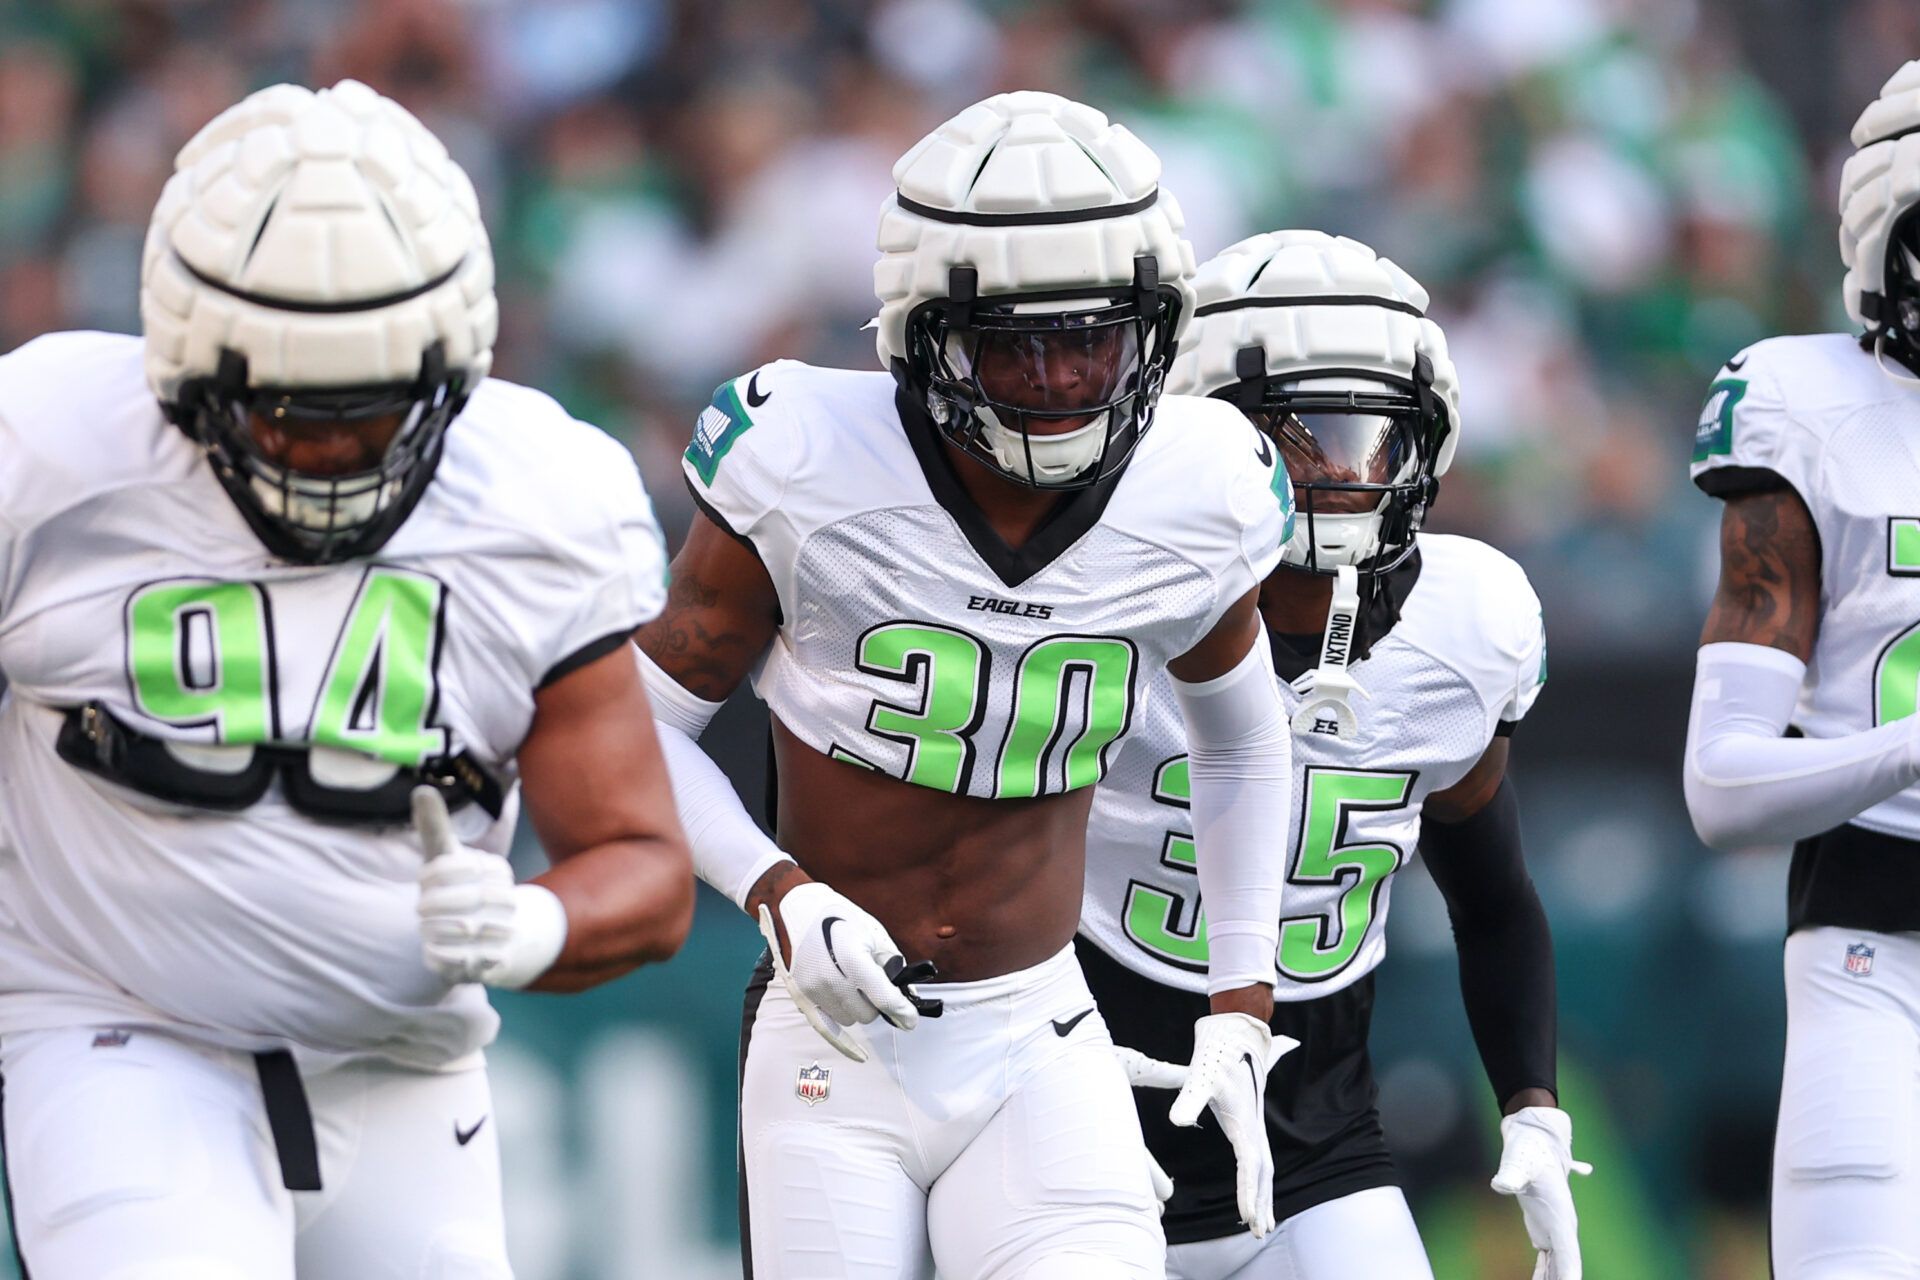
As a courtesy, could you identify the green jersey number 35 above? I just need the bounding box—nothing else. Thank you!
[1123,763,1416,980]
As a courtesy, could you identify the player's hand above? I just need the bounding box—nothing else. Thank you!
[1490,1106,1592,1280]
[756,881,921,1064]
[1114,1045,1186,1209]
[413,788,567,989]
[1168,1013,1298,1238]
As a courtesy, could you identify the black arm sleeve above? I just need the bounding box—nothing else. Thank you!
[1419,776,1558,1106]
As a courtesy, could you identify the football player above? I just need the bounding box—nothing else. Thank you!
[0,81,693,1279]
[1683,59,1920,1280]
[637,93,1297,1278]
[1079,231,1588,1280]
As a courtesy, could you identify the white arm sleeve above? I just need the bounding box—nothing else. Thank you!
[1684,641,1920,849]
[1172,637,1292,995]
[637,648,793,910]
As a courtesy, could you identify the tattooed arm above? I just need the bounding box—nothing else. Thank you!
[1700,486,1821,659]
[636,510,782,700]
[1685,484,1920,847]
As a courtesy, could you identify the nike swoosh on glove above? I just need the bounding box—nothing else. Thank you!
[758,881,920,1063]
[1114,1045,1187,1209]
[1490,1106,1593,1280]
[1167,1013,1299,1238]
[413,788,567,989]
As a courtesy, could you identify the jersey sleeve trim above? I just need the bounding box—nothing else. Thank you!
[1693,465,1790,499]
[682,478,786,627]
[539,627,638,689]
[685,477,755,551]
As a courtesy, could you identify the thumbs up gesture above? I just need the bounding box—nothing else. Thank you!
[413,787,566,989]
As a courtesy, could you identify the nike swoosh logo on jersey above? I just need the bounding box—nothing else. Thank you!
[746,372,771,407]
[1725,352,1748,372]
[1253,432,1274,467]
[455,1116,488,1146]
[1051,1008,1095,1037]
[821,916,847,976]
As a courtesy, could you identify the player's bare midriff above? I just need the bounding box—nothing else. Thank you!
[769,714,1094,982]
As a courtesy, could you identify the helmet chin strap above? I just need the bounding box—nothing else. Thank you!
[1291,563,1368,740]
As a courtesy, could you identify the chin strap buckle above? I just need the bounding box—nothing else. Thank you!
[1291,564,1368,740]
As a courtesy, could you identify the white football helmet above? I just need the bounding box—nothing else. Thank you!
[1168,230,1459,574]
[1842,59,1920,375]
[873,91,1197,488]
[141,79,497,563]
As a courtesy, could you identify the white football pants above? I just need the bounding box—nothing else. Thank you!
[0,1025,510,1279]
[1164,1187,1432,1280]
[740,943,1164,1279]
[1773,926,1920,1279]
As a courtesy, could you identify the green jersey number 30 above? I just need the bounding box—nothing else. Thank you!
[851,621,1137,798]
[126,568,449,767]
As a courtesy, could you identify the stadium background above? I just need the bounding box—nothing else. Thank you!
[0,0,1905,1275]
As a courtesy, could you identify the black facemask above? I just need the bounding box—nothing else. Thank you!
[166,343,468,564]
[895,256,1183,490]
[1216,352,1449,576]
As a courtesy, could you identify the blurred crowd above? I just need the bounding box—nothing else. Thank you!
[5,5,1911,1274]
[3,0,1914,651]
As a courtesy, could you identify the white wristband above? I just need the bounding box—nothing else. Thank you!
[487,883,569,990]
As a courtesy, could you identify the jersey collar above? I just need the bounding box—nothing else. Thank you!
[893,385,1127,588]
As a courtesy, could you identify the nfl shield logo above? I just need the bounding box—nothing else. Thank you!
[795,1062,831,1106]
[1846,943,1876,977]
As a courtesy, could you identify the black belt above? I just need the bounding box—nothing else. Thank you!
[254,1050,322,1192]
[57,701,503,825]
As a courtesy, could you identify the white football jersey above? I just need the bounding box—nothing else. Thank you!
[0,331,667,1068]
[1079,534,1545,997]
[682,360,1293,800]
[1690,333,1920,841]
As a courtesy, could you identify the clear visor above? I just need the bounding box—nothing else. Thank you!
[948,302,1144,432]
[1249,378,1421,515]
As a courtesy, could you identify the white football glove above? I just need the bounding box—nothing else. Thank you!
[1167,1013,1299,1238]
[413,788,567,989]
[757,881,923,1064]
[1114,1044,1187,1210]
[1490,1106,1593,1280]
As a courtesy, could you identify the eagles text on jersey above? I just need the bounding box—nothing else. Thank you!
[682,359,1295,802]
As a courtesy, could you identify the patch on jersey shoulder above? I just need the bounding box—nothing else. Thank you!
[1256,425,1296,541]
[686,377,756,486]
[1693,378,1747,462]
